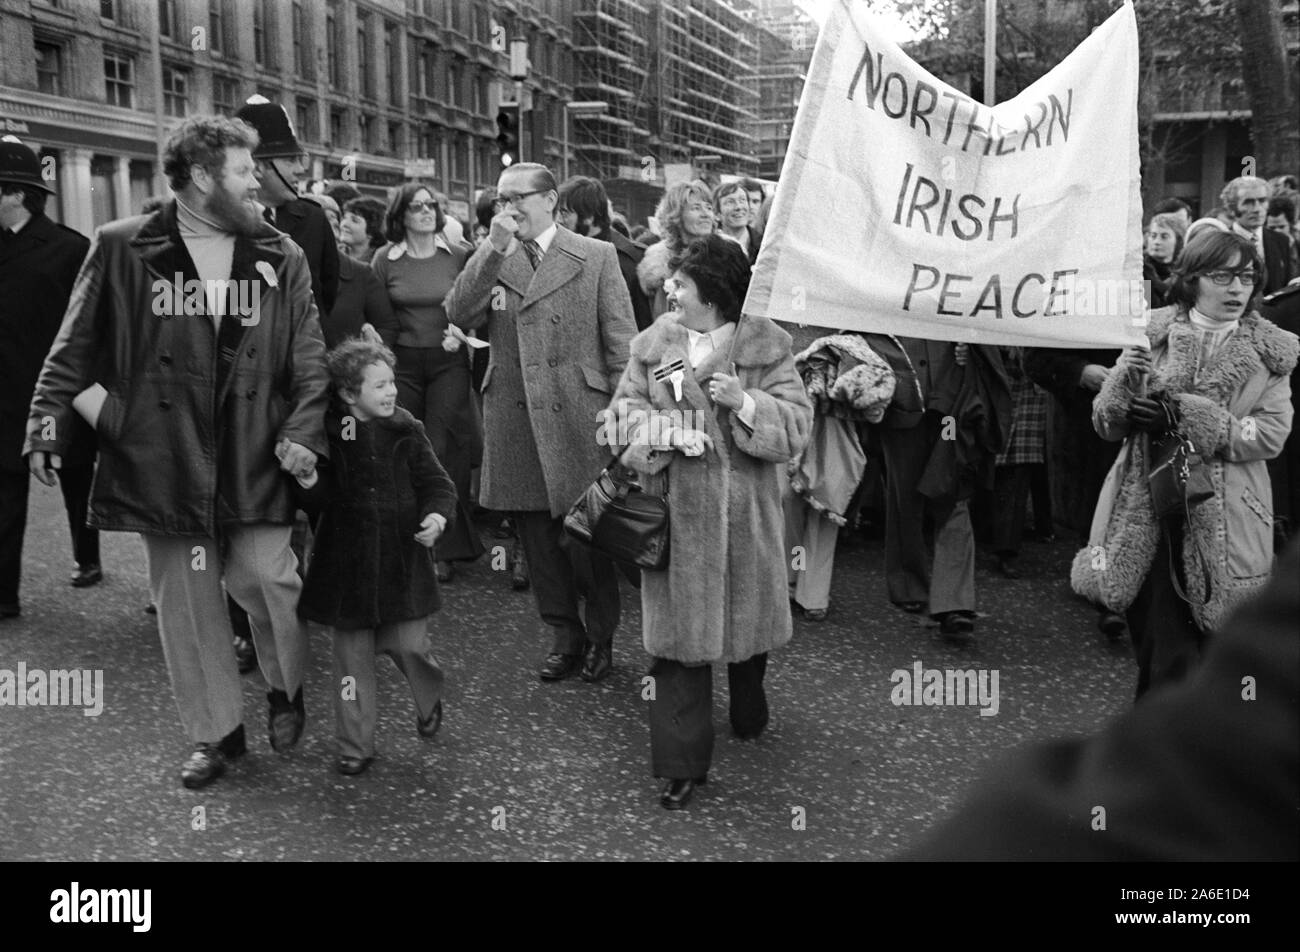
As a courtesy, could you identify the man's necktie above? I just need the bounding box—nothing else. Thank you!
[523,239,541,271]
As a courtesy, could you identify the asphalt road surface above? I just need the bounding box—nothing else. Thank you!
[1,484,1133,860]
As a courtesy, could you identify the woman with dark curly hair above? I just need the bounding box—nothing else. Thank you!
[371,183,484,579]
[340,196,387,262]
[609,235,812,809]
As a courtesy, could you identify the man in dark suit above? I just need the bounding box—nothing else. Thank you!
[0,136,97,621]
[1222,175,1298,294]
[447,163,636,683]
[558,176,652,331]
[235,96,339,314]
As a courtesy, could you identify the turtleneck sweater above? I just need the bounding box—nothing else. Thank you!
[1188,305,1239,383]
[176,196,235,323]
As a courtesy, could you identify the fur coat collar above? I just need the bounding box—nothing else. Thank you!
[636,239,675,298]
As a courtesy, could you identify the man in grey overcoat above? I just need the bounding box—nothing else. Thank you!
[446,162,636,682]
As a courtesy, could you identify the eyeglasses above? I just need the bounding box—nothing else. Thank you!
[718,195,749,208]
[1202,269,1260,286]
[498,190,544,206]
[406,200,439,213]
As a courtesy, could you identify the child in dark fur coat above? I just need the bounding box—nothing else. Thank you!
[292,337,459,776]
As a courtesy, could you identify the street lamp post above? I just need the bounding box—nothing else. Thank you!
[563,101,608,181]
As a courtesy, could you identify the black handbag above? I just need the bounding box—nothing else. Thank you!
[563,460,670,570]
[1147,431,1214,520]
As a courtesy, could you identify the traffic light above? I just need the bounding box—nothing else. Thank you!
[496,104,519,167]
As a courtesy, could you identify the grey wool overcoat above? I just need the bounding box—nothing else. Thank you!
[610,314,813,664]
[444,226,636,516]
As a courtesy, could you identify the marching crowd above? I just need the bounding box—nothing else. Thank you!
[2,99,1298,815]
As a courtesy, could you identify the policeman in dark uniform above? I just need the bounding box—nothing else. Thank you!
[0,135,99,621]
[235,96,339,314]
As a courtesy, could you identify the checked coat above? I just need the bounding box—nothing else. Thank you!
[444,225,636,517]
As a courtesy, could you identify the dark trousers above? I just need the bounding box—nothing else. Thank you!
[880,414,976,614]
[1126,522,1205,701]
[1,464,100,608]
[395,345,484,563]
[992,462,1052,557]
[647,653,769,779]
[513,509,620,654]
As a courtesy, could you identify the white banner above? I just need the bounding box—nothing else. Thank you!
[746,0,1147,348]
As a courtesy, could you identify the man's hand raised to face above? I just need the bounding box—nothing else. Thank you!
[488,210,519,253]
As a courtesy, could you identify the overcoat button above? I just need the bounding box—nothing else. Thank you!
[547,358,557,367]
[246,389,256,399]
[159,355,172,365]
[551,315,560,324]
[158,400,170,410]
[247,347,257,357]
[552,402,561,411]
[516,400,526,409]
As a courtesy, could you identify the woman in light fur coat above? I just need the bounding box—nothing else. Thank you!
[637,179,715,320]
[610,235,812,810]
[1071,231,1297,698]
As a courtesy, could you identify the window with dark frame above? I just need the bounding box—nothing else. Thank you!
[359,113,373,153]
[357,14,373,99]
[296,98,317,144]
[213,75,239,114]
[104,51,134,108]
[330,108,344,149]
[388,120,402,156]
[326,4,340,89]
[100,0,115,20]
[385,21,400,104]
[162,64,189,118]
[159,0,176,38]
[35,40,64,96]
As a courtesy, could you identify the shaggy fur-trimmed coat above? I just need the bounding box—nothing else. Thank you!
[1070,306,1298,633]
[610,314,812,663]
[636,239,676,322]
[297,406,457,629]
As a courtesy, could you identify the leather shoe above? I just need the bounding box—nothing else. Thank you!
[435,561,454,583]
[803,606,829,622]
[580,642,612,682]
[937,611,976,643]
[267,687,305,751]
[70,563,103,587]
[0,603,19,620]
[181,725,244,789]
[336,755,373,776]
[660,777,706,810]
[181,745,227,789]
[143,602,157,615]
[538,652,582,681]
[1098,610,1128,640]
[896,600,925,614]
[234,635,257,674]
[510,541,529,590]
[417,700,443,740]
